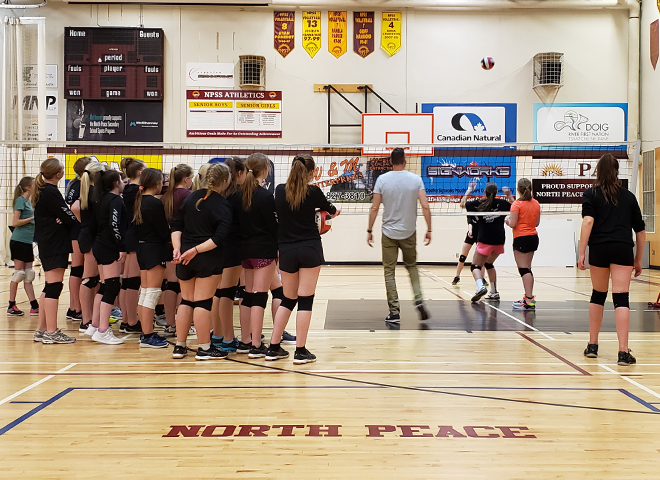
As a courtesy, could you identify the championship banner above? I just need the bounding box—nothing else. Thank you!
[328,11,347,59]
[381,12,402,56]
[302,11,321,58]
[353,12,375,58]
[274,11,295,58]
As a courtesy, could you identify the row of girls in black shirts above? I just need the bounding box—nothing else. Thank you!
[31,154,338,364]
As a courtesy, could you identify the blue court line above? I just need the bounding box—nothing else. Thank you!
[0,388,74,436]
[618,389,660,412]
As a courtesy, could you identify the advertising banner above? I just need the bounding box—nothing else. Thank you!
[353,12,375,58]
[533,103,627,143]
[302,11,322,58]
[381,12,402,56]
[186,63,234,88]
[186,90,282,138]
[533,178,628,204]
[328,11,347,59]
[274,11,295,58]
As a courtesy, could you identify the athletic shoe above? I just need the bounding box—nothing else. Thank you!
[471,286,488,303]
[65,308,79,320]
[248,343,268,358]
[195,344,228,360]
[584,344,598,358]
[172,345,187,359]
[236,341,252,354]
[281,331,296,345]
[162,325,176,337]
[70,311,82,321]
[30,308,39,316]
[110,307,123,320]
[451,276,460,285]
[385,313,400,323]
[33,330,44,342]
[7,305,23,316]
[42,329,76,344]
[188,326,197,336]
[220,338,239,352]
[512,296,536,310]
[265,344,290,361]
[119,321,142,334]
[92,328,125,345]
[79,321,91,333]
[139,333,169,348]
[483,278,489,287]
[154,314,167,328]
[211,335,224,348]
[485,291,500,300]
[293,347,317,365]
[415,301,430,321]
[84,324,99,337]
[618,350,636,366]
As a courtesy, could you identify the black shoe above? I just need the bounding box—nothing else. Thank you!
[293,347,316,365]
[385,313,400,323]
[236,341,252,354]
[71,311,83,321]
[195,344,228,361]
[66,308,76,320]
[415,302,430,321]
[483,279,489,287]
[584,344,598,358]
[265,344,290,361]
[248,343,268,358]
[172,345,188,359]
[617,350,636,366]
[451,276,460,285]
[119,321,142,333]
[79,321,91,333]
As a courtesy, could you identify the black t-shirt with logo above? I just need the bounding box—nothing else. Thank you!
[465,198,511,246]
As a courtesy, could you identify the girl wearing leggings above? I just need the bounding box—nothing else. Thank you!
[171,163,232,360]
[268,155,339,364]
[32,158,79,344]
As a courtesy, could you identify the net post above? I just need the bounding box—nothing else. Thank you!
[631,139,641,196]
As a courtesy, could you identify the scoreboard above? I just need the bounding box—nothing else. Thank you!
[64,27,164,101]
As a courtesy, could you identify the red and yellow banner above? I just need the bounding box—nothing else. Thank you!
[302,11,322,58]
[274,11,295,58]
[353,11,375,58]
[381,12,402,56]
[328,11,347,59]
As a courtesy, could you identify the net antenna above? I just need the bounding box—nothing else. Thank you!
[361,113,434,156]
[533,52,564,104]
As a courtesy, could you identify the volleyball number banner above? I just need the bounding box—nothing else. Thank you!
[302,11,322,58]
[328,11,347,59]
[274,11,295,58]
[353,12,375,58]
[381,12,402,57]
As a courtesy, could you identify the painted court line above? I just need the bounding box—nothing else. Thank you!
[600,364,660,401]
[0,363,76,406]
[517,333,590,376]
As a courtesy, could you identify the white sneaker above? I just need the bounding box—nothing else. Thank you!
[92,328,125,345]
[84,324,99,337]
[471,286,488,303]
[154,314,167,328]
[485,291,500,300]
[189,326,197,336]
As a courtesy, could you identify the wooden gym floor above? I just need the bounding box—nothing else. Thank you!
[2,264,660,478]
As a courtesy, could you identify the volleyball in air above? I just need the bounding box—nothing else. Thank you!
[481,57,495,70]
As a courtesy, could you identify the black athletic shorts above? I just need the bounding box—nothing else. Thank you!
[513,234,539,254]
[464,232,476,245]
[137,242,172,271]
[71,223,81,242]
[279,240,324,274]
[41,253,69,272]
[92,243,120,266]
[124,227,138,254]
[10,240,34,263]
[78,227,93,254]
[589,242,634,268]
[176,248,223,281]
[223,243,242,269]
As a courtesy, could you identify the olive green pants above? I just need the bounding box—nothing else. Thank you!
[381,232,423,315]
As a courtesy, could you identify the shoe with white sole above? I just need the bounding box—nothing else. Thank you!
[484,291,500,300]
[92,328,125,345]
[84,324,99,337]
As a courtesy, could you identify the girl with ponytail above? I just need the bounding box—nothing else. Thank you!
[460,181,514,303]
[134,168,172,349]
[32,157,79,345]
[171,163,232,360]
[505,178,541,310]
[268,154,339,364]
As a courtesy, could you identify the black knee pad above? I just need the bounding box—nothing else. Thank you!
[241,291,253,308]
[82,275,100,290]
[458,254,467,263]
[98,282,106,296]
[102,277,121,305]
[612,292,630,309]
[121,278,129,290]
[180,298,195,308]
[251,291,269,309]
[470,263,482,272]
[298,294,315,311]
[70,265,84,278]
[590,289,607,306]
[235,285,245,299]
[280,295,298,310]
[43,282,64,299]
[215,286,238,299]
[125,276,141,291]
[195,298,213,311]
[518,268,532,277]
[271,286,284,301]
[484,262,494,270]
[166,281,180,294]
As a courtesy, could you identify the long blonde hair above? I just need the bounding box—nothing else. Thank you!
[196,163,230,210]
[32,158,63,207]
[162,164,193,221]
[242,153,270,211]
[517,178,533,201]
[80,160,107,210]
[193,163,211,191]
[285,154,314,209]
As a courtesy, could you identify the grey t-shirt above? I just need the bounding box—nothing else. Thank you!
[374,170,425,240]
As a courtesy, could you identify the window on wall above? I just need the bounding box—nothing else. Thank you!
[642,150,655,234]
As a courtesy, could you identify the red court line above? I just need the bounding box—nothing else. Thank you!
[632,277,660,287]
[0,371,582,376]
[517,332,591,376]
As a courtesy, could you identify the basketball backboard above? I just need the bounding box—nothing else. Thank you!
[361,113,434,156]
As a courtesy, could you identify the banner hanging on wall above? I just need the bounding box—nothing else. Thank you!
[381,12,402,56]
[328,11,347,59]
[302,11,322,58]
[353,12,375,58]
[533,103,627,142]
[274,11,295,58]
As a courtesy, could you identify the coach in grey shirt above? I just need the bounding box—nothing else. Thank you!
[367,148,432,323]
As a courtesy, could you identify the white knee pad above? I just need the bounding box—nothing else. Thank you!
[25,268,35,283]
[140,287,162,310]
[138,288,148,307]
[11,270,26,283]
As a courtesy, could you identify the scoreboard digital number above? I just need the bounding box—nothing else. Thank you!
[64,27,164,101]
